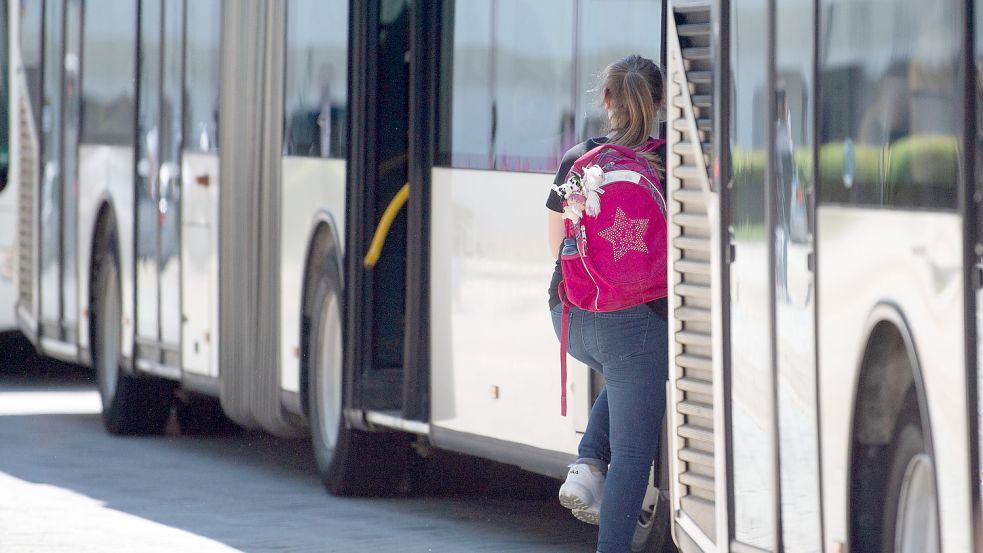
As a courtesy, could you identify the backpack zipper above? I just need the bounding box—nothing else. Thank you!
[578,224,602,311]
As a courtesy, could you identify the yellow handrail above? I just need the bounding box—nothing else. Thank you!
[363,183,409,269]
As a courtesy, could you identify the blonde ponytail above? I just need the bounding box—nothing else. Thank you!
[601,55,665,172]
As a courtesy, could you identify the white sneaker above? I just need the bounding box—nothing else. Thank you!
[558,463,604,525]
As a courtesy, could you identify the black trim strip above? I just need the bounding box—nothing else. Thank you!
[962,0,980,549]
[402,0,439,422]
[430,425,575,480]
[344,0,376,411]
[33,0,47,330]
[765,0,782,549]
[56,0,67,340]
[809,0,826,544]
[712,0,735,542]
[131,0,142,368]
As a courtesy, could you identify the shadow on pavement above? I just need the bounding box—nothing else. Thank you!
[0,331,597,553]
[0,331,94,388]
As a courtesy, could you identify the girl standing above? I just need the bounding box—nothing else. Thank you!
[546,54,668,553]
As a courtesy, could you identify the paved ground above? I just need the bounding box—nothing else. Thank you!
[0,333,597,553]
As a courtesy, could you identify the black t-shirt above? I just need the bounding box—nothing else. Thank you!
[546,137,668,318]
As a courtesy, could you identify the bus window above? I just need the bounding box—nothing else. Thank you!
[492,1,574,172]
[283,0,348,159]
[437,0,574,172]
[185,0,221,153]
[774,0,821,550]
[437,1,493,169]
[729,0,776,547]
[819,0,962,209]
[19,0,43,134]
[80,0,137,146]
[576,0,663,142]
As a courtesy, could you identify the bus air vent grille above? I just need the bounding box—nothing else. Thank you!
[666,0,718,544]
[16,83,37,310]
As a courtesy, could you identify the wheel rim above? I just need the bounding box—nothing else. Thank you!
[316,289,343,452]
[894,453,939,553]
[97,263,120,404]
[631,508,656,550]
[631,470,662,550]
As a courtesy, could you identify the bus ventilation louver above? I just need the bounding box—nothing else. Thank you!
[16,76,38,313]
[666,0,719,543]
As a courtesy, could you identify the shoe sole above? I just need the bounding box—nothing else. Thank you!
[558,490,590,512]
[559,490,600,526]
[571,508,600,526]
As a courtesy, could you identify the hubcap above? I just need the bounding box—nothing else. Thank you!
[316,290,343,452]
[97,264,120,404]
[894,453,939,553]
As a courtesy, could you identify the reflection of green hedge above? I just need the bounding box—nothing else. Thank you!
[885,135,958,204]
[729,135,958,209]
[731,148,814,224]
[817,142,880,187]
[819,135,958,205]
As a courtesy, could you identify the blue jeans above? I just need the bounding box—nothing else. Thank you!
[551,303,668,553]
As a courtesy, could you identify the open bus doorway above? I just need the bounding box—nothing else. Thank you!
[348,0,412,413]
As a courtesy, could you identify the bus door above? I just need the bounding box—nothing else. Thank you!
[135,0,184,372]
[347,0,434,420]
[38,0,82,345]
[769,0,822,550]
[726,0,822,550]
[668,1,822,550]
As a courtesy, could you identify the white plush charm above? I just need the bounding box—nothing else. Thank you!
[563,203,583,224]
[583,165,605,192]
[585,189,602,217]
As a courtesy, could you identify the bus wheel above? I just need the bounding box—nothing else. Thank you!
[631,488,674,552]
[307,261,407,496]
[880,419,939,553]
[93,243,173,435]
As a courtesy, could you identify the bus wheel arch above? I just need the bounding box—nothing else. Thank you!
[849,307,938,552]
[300,218,343,418]
[301,218,408,496]
[89,201,173,435]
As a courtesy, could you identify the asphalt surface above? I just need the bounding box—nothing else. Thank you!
[0,332,597,553]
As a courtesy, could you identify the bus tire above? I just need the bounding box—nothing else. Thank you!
[880,415,939,553]
[92,240,173,435]
[307,259,407,496]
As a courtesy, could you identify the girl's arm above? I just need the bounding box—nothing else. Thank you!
[548,210,565,260]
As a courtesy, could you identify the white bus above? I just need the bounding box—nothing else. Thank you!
[664,0,978,552]
[8,1,673,551]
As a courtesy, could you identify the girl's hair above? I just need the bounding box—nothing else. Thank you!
[600,54,665,169]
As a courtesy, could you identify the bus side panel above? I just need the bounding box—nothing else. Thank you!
[181,151,219,377]
[279,156,346,394]
[429,167,588,456]
[77,144,135,363]
[817,207,970,552]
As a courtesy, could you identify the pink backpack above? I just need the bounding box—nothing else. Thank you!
[555,139,667,415]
